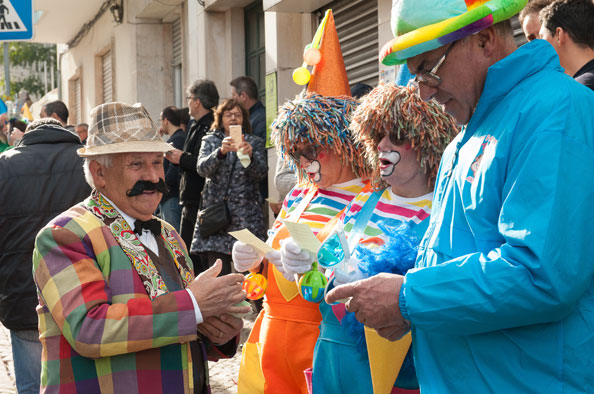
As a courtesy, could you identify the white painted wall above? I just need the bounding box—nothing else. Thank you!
[184,2,246,103]
[56,0,397,194]
[135,22,174,118]
[378,0,400,82]
[264,12,313,105]
[56,0,396,123]
[59,2,176,123]
[59,10,124,124]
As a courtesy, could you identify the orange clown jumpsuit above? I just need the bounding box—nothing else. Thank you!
[238,179,367,394]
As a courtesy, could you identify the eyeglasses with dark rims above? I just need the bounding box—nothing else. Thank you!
[414,40,457,88]
[289,146,320,162]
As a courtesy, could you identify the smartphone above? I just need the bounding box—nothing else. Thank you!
[229,125,242,149]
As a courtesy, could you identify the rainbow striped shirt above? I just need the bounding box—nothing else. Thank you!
[342,188,433,246]
[271,179,367,237]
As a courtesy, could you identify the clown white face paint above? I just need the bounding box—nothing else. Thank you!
[378,151,401,178]
[294,142,355,188]
[377,134,432,198]
[305,160,322,183]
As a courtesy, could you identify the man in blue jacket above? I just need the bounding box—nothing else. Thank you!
[327,0,594,392]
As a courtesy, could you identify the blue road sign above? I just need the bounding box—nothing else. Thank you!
[0,0,33,41]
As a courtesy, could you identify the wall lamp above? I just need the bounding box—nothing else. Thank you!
[110,0,124,24]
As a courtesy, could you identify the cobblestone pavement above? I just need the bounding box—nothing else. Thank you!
[0,325,16,394]
[208,310,257,393]
[0,312,255,394]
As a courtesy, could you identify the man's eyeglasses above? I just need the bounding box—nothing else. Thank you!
[186,96,195,102]
[289,146,320,162]
[414,41,457,88]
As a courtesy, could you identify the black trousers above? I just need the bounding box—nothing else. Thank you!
[180,204,198,248]
[198,251,232,276]
[180,204,209,274]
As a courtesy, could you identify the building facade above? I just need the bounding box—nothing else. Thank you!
[31,0,527,203]
[31,0,396,204]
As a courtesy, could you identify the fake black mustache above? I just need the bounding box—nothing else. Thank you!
[126,179,169,197]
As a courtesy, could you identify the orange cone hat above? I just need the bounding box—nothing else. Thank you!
[307,11,351,97]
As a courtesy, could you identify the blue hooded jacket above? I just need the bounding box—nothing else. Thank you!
[401,40,594,393]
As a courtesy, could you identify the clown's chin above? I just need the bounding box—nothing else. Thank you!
[305,161,322,183]
[378,151,401,178]
[380,165,396,178]
[309,172,322,183]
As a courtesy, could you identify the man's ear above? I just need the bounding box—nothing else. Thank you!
[89,160,107,189]
[475,26,496,52]
[556,27,567,46]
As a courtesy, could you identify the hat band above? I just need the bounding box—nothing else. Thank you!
[380,0,527,65]
[77,140,173,157]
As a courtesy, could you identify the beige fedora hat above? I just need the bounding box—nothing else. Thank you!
[77,102,172,157]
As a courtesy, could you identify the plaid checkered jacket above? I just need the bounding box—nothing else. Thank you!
[32,194,226,393]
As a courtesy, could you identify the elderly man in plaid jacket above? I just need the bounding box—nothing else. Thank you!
[32,102,250,394]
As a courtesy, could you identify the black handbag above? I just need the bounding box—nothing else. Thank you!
[198,156,236,237]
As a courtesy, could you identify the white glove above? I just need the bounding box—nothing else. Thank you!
[232,241,263,272]
[265,249,294,281]
[281,238,314,277]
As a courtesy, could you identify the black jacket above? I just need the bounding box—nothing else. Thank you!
[162,128,186,202]
[574,58,594,91]
[178,111,214,206]
[0,123,91,330]
[249,101,266,141]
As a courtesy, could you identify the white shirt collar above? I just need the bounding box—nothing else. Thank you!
[100,193,160,256]
[100,194,138,230]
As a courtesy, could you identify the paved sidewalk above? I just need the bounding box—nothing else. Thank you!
[0,312,255,394]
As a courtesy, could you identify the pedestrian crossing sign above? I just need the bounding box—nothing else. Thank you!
[0,0,33,41]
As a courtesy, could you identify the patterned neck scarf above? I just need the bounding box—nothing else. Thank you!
[85,191,193,299]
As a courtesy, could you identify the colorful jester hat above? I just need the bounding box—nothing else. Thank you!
[380,0,528,65]
[350,83,459,188]
[272,9,371,182]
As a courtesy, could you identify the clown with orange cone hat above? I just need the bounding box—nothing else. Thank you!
[234,10,372,394]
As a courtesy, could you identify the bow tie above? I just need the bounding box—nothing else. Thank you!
[134,219,161,236]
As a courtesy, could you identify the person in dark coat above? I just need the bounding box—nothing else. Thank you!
[159,106,186,231]
[190,98,267,276]
[230,76,269,219]
[0,118,91,393]
[165,80,219,273]
[538,0,594,90]
[230,76,266,141]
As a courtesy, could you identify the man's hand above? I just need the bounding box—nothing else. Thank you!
[165,149,183,164]
[376,321,411,342]
[187,260,250,318]
[9,129,24,146]
[197,314,243,345]
[269,201,283,215]
[325,273,410,341]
